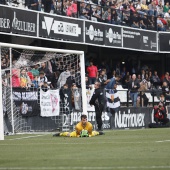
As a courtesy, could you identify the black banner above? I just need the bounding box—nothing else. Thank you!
[123,28,157,52]
[159,33,170,52]
[0,6,37,36]
[39,13,83,42]
[0,6,11,33]
[104,25,122,47]
[13,88,40,116]
[112,107,152,129]
[85,21,104,45]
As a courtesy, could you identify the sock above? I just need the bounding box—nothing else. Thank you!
[60,132,69,137]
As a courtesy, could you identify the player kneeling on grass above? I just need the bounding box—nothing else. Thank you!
[53,114,104,137]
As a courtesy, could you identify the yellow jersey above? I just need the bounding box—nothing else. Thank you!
[75,121,93,136]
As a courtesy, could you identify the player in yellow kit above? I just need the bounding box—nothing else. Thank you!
[53,114,104,137]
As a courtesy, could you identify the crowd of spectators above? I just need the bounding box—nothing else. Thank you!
[1,52,82,110]
[85,57,170,107]
[1,49,170,108]
[0,0,170,31]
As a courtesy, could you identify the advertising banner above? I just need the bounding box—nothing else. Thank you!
[61,107,153,130]
[123,28,157,52]
[104,25,122,47]
[159,33,170,52]
[85,21,104,45]
[112,107,152,129]
[0,6,37,36]
[0,6,11,33]
[39,13,83,42]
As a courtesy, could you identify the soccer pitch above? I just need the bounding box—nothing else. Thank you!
[0,128,170,170]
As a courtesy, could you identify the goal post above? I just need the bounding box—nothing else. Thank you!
[0,42,87,140]
[0,46,4,140]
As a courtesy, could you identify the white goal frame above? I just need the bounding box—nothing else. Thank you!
[0,42,87,140]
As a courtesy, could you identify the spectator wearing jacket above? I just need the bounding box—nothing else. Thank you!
[128,74,140,107]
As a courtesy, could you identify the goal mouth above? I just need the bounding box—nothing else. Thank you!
[0,43,86,140]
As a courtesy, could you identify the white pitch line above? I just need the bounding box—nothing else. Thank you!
[155,140,170,143]
[0,141,151,146]
[7,134,47,140]
[0,166,170,170]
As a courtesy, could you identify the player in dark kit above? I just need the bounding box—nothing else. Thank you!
[89,82,106,131]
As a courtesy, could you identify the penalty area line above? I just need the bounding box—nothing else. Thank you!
[155,139,170,143]
[0,166,170,170]
[7,134,48,140]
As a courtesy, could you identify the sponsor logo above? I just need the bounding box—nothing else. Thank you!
[150,40,157,49]
[86,24,103,41]
[106,28,121,44]
[115,109,145,128]
[62,112,110,129]
[42,16,81,37]
[143,36,148,44]
[0,18,10,29]
[12,12,36,32]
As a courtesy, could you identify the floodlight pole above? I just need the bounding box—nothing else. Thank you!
[0,46,4,140]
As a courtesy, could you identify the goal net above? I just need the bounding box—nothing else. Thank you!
[0,43,86,140]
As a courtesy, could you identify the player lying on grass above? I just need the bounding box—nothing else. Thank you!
[53,114,104,137]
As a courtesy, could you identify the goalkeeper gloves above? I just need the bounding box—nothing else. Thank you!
[80,130,89,137]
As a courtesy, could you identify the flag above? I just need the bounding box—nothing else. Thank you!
[40,89,60,117]
[106,89,120,109]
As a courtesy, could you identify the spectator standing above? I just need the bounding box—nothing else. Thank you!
[138,81,149,107]
[163,2,169,13]
[30,64,39,77]
[51,71,60,89]
[86,61,98,85]
[58,67,71,87]
[151,70,161,88]
[30,0,39,10]
[38,71,48,86]
[97,69,110,89]
[32,76,39,88]
[89,82,106,131]
[38,62,52,81]
[20,69,31,88]
[105,75,120,90]
[12,69,20,87]
[42,0,53,13]
[128,74,140,107]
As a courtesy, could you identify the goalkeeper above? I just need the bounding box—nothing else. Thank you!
[53,114,104,137]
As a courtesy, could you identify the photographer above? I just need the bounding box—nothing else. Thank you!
[153,100,169,125]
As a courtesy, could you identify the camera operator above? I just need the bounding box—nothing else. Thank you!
[153,98,169,125]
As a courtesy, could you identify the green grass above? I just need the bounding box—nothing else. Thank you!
[0,128,170,170]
